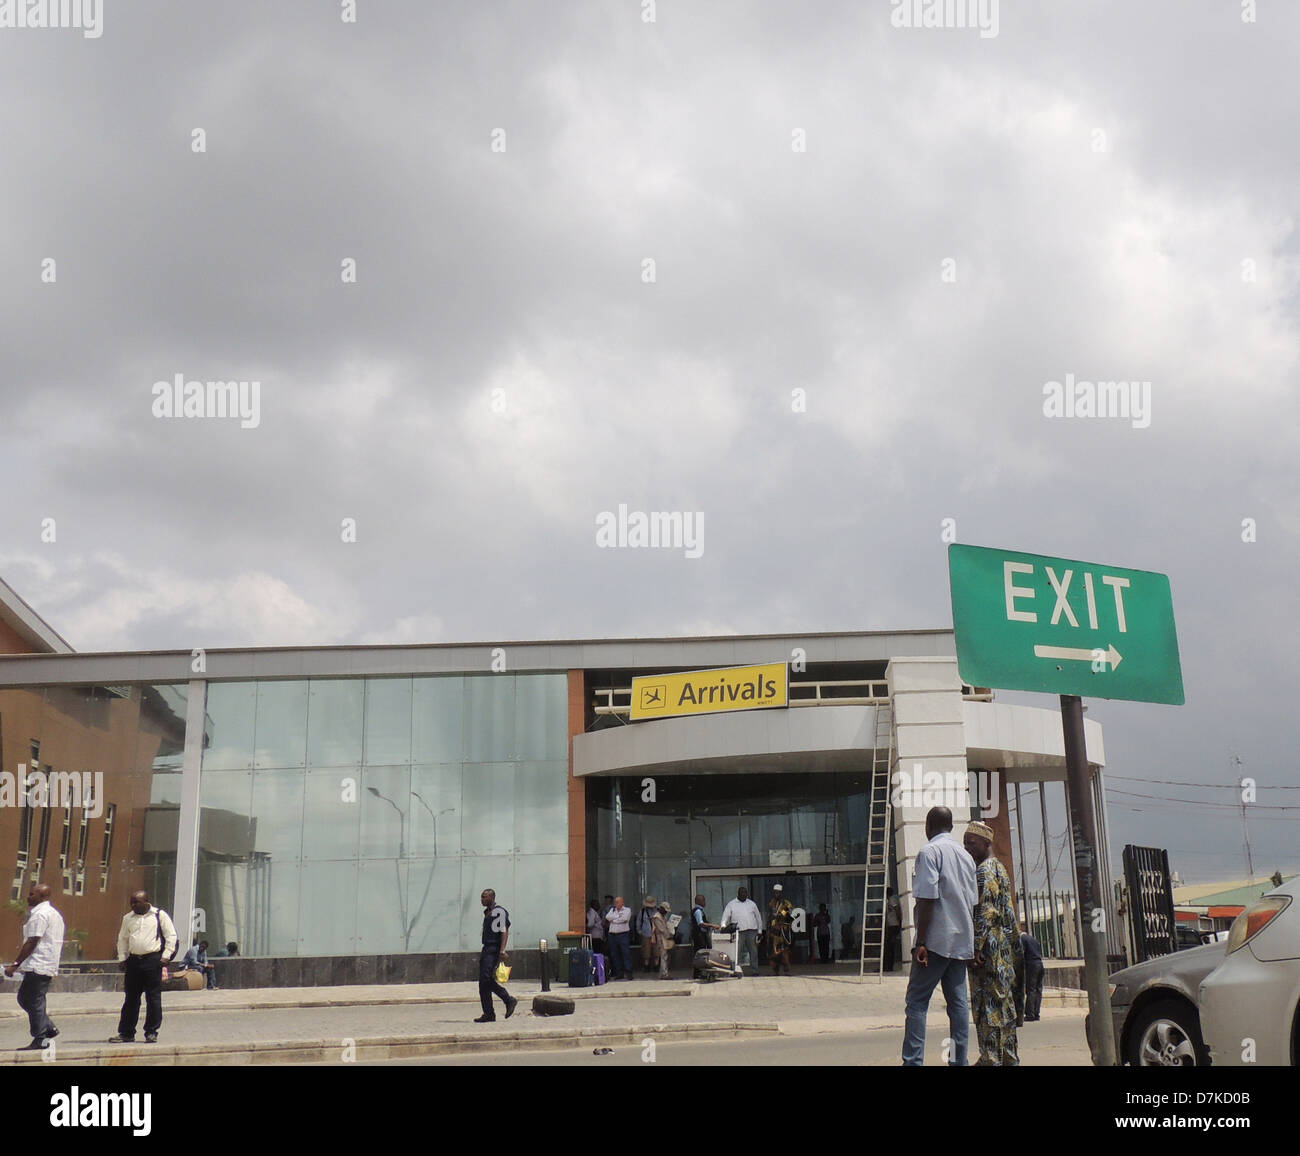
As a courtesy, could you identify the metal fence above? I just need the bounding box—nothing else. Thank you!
[1022,888,1082,958]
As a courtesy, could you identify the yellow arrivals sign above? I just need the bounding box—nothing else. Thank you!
[630,662,788,721]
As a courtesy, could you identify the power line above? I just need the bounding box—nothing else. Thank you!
[1106,788,1300,811]
[1106,774,1300,790]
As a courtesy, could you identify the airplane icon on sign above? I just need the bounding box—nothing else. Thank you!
[638,684,667,711]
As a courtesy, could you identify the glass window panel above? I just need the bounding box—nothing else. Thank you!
[199,767,252,820]
[194,850,289,956]
[461,763,515,856]
[509,854,568,950]
[250,859,299,956]
[197,850,245,954]
[360,766,413,859]
[148,769,183,807]
[302,768,360,860]
[250,768,305,863]
[253,681,309,769]
[742,805,790,868]
[402,857,463,954]
[691,811,743,869]
[463,675,514,763]
[307,679,363,768]
[364,678,412,766]
[595,780,640,858]
[409,764,461,858]
[638,857,690,923]
[298,860,358,956]
[411,676,465,764]
[202,682,256,770]
[638,811,689,859]
[514,760,567,857]
[357,859,411,954]
[514,674,568,761]
[139,683,188,770]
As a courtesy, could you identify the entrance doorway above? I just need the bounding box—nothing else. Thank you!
[691,867,868,965]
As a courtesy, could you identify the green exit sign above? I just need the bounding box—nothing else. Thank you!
[948,544,1184,705]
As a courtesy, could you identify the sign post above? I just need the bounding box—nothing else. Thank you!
[949,544,1184,1067]
[1060,692,1116,1066]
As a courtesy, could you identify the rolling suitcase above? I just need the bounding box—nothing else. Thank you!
[568,935,595,988]
[594,953,607,985]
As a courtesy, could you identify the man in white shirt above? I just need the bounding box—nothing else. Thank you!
[109,890,178,1044]
[604,896,633,980]
[4,882,64,1050]
[720,886,763,974]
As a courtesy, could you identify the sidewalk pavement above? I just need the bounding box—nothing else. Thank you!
[0,971,1087,1065]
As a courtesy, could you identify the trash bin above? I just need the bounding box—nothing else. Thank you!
[556,931,585,982]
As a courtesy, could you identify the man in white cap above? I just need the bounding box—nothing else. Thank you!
[767,884,794,975]
[964,819,1023,1065]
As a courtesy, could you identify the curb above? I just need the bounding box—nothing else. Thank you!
[2,1020,778,1066]
[0,984,695,1021]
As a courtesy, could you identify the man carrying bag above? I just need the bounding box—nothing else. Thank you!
[109,890,178,1044]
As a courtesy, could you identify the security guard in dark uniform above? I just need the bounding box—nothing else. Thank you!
[475,888,518,1023]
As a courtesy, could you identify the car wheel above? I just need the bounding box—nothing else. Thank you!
[1127,999,1207,1067]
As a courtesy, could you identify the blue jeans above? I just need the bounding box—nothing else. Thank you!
[607,932,633,978]
[902,951,970,1066]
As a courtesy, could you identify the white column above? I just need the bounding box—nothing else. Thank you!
[171,679,208,952]
[886,656,969,959]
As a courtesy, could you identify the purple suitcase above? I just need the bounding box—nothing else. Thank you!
[594,953,607,985]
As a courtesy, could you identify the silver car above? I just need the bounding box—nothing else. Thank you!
[1200,884,1298,1066]
[1087,942,1227,1066]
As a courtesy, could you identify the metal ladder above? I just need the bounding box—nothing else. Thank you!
[859,702,894,980]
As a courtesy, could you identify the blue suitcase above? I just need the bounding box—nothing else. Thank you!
[568,936,595,988]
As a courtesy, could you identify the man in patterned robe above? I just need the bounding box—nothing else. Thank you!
[964,820,1023,1066]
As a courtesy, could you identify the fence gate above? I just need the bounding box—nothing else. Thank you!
[1122,844,1177,963]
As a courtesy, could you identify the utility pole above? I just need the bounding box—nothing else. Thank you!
[1232,756,1254,883]
[1061,694,1116,1066]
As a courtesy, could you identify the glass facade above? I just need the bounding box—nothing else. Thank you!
[588,771,886,949]
[196,673,569,957]
[0,684,187,961]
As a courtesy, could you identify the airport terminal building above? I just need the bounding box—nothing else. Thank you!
[0,585,1111,968]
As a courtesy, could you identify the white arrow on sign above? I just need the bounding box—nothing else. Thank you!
[1033,643,1123,669]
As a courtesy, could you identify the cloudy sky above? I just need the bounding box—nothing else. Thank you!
[1,0,1296,886]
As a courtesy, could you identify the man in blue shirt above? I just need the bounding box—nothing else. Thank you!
[181,939,217,989]
[902,806,978,1066]
[1016,928,1045,1022]
[475,888,518,1023]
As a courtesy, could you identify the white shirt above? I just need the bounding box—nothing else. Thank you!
[18,901,64,976]
[720,898,762,932]
[117,906,179,960]
[605,905,631,934]
[586,908,603,937]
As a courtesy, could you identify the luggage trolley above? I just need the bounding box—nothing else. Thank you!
[692,923,745,982]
